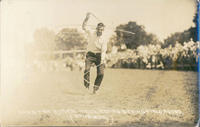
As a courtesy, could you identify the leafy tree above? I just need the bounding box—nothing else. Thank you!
[189,11,197,42]
[162,30,191,48]
[55,28,87,50]
[114,21,160,49]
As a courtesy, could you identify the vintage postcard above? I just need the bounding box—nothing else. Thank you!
[0,0,198,127]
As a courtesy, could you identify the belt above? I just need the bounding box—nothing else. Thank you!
[88,51,101,55]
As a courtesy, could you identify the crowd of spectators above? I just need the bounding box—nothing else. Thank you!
[107,40,197,71]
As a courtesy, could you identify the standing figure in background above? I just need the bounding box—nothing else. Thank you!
[82,12,107,94]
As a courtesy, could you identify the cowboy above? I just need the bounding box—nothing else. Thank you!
[82,12,107,94]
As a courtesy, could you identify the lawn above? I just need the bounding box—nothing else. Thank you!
[1,68,198,127]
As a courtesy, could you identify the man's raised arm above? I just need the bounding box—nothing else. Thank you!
[82,12,91,33]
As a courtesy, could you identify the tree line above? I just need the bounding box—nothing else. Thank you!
[28,12,197,71]
[32,12,196,52]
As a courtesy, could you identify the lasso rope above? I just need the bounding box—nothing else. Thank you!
[90,12,102,23]
[89,12,135,35]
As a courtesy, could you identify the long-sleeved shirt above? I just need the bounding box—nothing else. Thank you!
[82,22,107,61]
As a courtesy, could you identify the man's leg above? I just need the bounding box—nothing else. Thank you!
[93,54,105,93]
[84,52,95,89]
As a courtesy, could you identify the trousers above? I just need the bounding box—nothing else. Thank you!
[84,51,105,88]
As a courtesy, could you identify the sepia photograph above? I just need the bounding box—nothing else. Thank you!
[0,0,199,126]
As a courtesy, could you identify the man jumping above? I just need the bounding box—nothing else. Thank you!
[82,12,107,94]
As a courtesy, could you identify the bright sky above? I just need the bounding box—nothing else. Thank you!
[1,0,196,44]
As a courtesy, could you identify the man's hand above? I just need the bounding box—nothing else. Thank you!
[82,12,91,32]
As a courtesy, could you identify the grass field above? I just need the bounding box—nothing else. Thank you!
[2,68,198,127]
